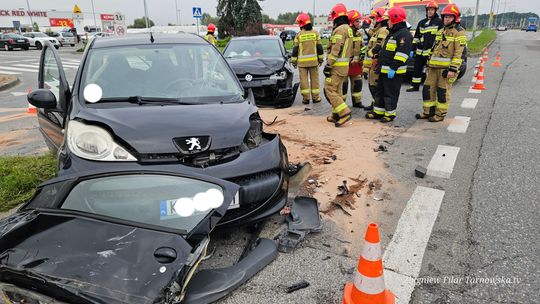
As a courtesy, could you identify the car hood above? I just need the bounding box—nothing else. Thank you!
[0,211,193,304]
[76,102,256,154]
[226,57,286,76]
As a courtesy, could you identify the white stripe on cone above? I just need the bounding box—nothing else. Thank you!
[353,271,386,295]
[361,242,383,262]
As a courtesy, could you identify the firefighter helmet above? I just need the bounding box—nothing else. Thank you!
[426,1,439,10]
[374,7,388,23]
[441,3,461,23]
[348,10,362,26]
[296,13,311,27]
[363,16,372,26]
[207,23,216,33]
[330,3,348,21]
[387,6,407,24]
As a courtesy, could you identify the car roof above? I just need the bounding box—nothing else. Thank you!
[230,35,281,41]
[91,33,207,48]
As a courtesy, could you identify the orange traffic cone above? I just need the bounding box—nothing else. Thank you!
[342,223,395,304]
[472,62,486,90]
[492,52,502,67]
[482,49,488,61]
[26,87,37,114]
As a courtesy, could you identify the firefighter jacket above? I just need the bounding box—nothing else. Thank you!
[363,24,389,70]
[292,29,324,68]
[351,28,365,63]
[427,23,466,72]
[205,34,217,46]
[326,24,354,77]
[412,14,443,57]
[377,22,413,75]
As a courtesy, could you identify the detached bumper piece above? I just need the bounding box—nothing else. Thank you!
[277,196,322,253]
[183,238,278,304]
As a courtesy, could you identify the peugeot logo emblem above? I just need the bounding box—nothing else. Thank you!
[185,137,201,151]
[245,74,253,82]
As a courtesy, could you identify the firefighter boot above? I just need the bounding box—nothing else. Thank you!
[380,115,395,123]
[365,111,383,119]
[363,102,374,111]
[327,112,339,123]
[415,106,434,119]
[406,85,420,92]
[335,113,352,127]
[429,108,446,122]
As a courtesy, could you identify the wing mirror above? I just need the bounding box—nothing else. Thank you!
[27,89,57,109]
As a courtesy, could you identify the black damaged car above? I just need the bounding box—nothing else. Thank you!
[0,169,278,303]
[224,36,299,108]
[27,34,289,227]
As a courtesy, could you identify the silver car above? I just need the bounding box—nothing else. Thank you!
[51,31,77,46]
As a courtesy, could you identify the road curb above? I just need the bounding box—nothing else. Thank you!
[0,75,20,91]
[468,37,497,57]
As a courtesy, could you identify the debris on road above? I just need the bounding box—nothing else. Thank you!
[415,165,427,178]
[337,180,350,196]
[277,196,322,253]
[372,191,384,201]
[374,145,388,152]
[286,280,310,293]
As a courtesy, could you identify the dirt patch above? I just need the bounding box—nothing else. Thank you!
[0,113,33,124]
[0,129,34,150]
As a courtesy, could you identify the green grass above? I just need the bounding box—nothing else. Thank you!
[0,154,56,212]
[468,29,496,54]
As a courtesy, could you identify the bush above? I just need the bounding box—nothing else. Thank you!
[216,36,231,48]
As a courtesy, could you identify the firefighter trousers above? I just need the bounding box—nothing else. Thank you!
[374,74,403,118]
[411,55,428,87]
[422,67,452,117]
[324,72,351,118]
[342,75,363,106]
[367,65,380,105]
[299,66,321,102]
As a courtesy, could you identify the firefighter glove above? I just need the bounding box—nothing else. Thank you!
[410,51,414,58]
[387,68,396,79]
[363,72,368,80]
[323,65,332,77]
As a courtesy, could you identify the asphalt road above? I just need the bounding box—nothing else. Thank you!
[0,31,537,303]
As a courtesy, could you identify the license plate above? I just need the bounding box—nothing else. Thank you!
[17,40,24,42]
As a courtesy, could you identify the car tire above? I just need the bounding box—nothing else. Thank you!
[36,42,42,50]
[54,45,59,49]
[5,45,12,51]
[71,44,75,47]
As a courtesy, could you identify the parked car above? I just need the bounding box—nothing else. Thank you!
[0,168,278,303]
[526,24,538,32]
[81,32,112,43]
[321,30,332,39]
[223,36,299,108]
[50,31,77,46]
[496,25,508,31]
[22,32,60,49]
[27,35,289,227]
[0,33,29,51]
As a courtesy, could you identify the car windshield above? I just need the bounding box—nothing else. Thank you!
[32,32,49,37]
[224,39,283,58]
[60,174,226,233]
[6,34,24,39]
[61,32,74,37]
[81,44,244,104]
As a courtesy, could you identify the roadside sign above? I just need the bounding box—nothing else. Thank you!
[116,25,126,36]
[192,7,203,19]
[113,12,126,36]
[73,4,82,14]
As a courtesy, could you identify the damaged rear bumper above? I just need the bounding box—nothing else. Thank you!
[240,78,299,108]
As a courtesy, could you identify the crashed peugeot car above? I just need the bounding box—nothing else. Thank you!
[27,34,289,226]
[223,36,299,108]
[0,169,278,303]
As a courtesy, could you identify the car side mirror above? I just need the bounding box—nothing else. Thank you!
[27,89,57,109]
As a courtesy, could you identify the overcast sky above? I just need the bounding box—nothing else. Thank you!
[9,0,540,26]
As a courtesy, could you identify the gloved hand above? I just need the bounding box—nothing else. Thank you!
[363,72,368,80]
[410,51,414,58]
[323,65,332,78]
[292,63,297,69]
[387,68,396,79]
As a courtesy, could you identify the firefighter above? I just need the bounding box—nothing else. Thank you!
[342,10,365,108]
[407,1,443,92]
[366,6,413,122]
[324,3,354,127]
[417,4,466,122]
[362,8,389,111]
[291,13,324,104]
[205,23,217,46]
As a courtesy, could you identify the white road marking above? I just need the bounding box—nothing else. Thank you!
[461,98,479,109]
[0,70,20,75]
[383,186,446,304]
[13,64,41,68]
[426,145,460,178]
[10,92,27,97]
[447,116,471,133]
[0,66,38,73]
[469,88,482,94]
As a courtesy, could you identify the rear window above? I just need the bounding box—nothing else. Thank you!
[62,32,74,37]
[224,39,283,58]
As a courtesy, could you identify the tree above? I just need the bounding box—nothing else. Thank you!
[238,0,265,35]
[128,17,155,28]
[276,11,313,25]
[202,13,220,26]
[32,22,39,32]
[217,0,266,37]
[262,14,277,24]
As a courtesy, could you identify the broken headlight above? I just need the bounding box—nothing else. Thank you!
[269,70,287,80]
[242,113,263,150]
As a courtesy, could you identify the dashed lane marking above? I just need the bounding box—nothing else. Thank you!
[468,88,483,94]
[447,116,471,134]
[0,70,20,75]
[461,98,479,109]
[426,145,460,178]
[383,186,446,304]
[0,66,38,73]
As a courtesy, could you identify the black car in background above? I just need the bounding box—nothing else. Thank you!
[0,33,29,51]
[27,34,289,227]
[224,36,299,108]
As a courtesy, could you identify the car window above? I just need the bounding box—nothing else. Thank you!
[224,39,283,58]
[33,32,49,38]
[7,34,24,39]
[81,44,244,104]
[43,47,61,98]
[60,174,225,233]
[62,32,74,37]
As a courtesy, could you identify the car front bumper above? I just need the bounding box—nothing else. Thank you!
[57,134,289,226]
[239,77,299,108]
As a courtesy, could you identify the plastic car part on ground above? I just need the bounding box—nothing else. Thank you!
[277,196,322,253]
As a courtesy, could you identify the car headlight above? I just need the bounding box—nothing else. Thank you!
[242,113,263,151]
[269,71,287,80]
[66,120,137,161]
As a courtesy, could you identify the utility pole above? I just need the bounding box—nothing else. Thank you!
[495,0,501,26]
[25,0,34,29]
[501,0,507,26]
[175,0,179,25]
[488,0,496,29]
[471,0,480,43]
[91,0,97,28]
[312,0,315,21]
[143,0,150,28]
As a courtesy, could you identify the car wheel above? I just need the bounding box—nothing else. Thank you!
[71,44,75,47]
[35,42,42,50]
[54,45,59,49]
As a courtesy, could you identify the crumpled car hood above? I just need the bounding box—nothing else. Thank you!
[226,57,285,76]
[0,211,192,304]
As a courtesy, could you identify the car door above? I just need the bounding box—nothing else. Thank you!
[0,35,4,48]
[37,42,71,152]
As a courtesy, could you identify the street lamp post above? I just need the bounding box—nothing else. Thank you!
[488,0,496,29]
[471,0,480,43]
[143,0,150,28]
[175,0,179,25]
[91,0,98,29]
[25,0,34,29]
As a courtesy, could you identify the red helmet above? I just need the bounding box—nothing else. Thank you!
[330,3,348,21]
[441,4,461,23]
[363,16,372,26]
[207,23,216,33]
[374,7,387,23]
[425,1,439,10]
[296,13,311,27]
[347,10,362,26]
[387,6,407,24]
